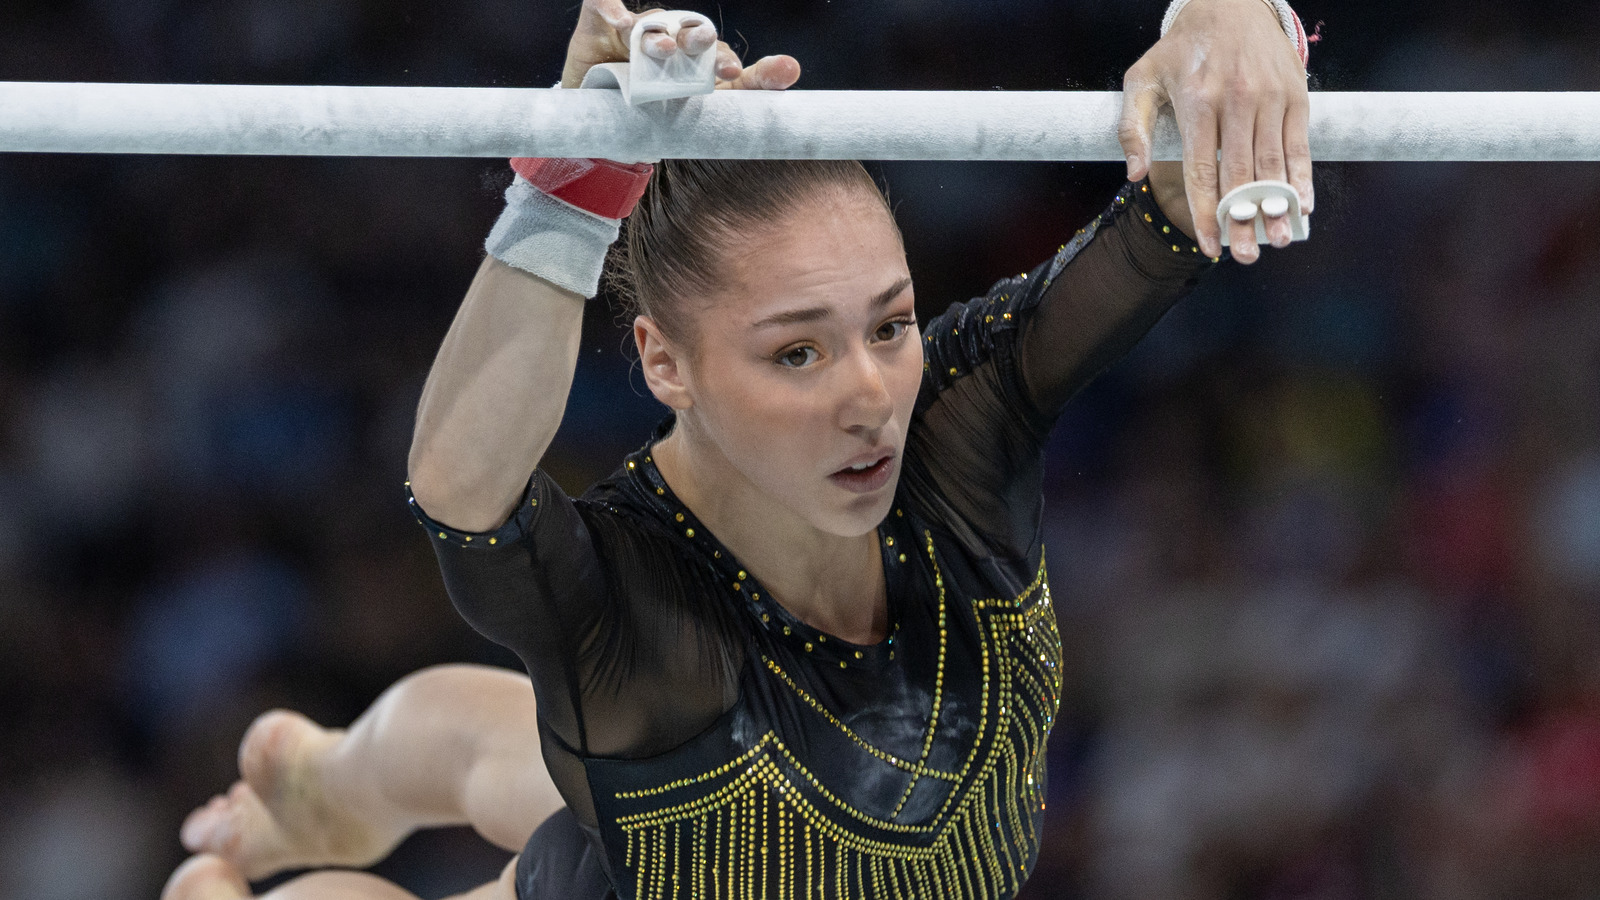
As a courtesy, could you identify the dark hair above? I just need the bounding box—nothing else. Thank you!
[606,159,897,343]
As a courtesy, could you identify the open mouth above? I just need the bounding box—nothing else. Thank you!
[828,454,894,493]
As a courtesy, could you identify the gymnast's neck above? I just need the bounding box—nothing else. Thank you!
[651,420,890,645]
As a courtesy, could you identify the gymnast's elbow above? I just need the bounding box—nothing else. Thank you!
[406,437,527,535]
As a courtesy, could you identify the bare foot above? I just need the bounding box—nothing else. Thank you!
[162,855,252,900]
[181,710,407,881]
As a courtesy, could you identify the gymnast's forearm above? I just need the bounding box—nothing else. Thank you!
[408,257,585,533]
[1020,274,1182,417]
[1018,170,1207,415]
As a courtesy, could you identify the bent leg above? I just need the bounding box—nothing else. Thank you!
[316,662,560,850]
[162,854,519,900]
[183,664,562,880]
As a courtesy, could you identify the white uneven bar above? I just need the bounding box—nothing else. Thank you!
[2,82,1599,161]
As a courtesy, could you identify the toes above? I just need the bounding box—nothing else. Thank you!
[183,781,296,881]
[162,855,251,900]
[180,796,223,852]
[182,787,256,856]
[238,709,316,797]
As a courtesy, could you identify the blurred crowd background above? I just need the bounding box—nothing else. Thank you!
[3,0,1600,897]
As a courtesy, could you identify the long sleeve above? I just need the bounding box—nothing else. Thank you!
[1017,180,1213,418]
[901,180,1211,560]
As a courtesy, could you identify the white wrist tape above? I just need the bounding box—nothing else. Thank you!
[485,176,620,298]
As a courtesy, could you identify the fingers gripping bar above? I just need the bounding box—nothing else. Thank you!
[580,10,718,106]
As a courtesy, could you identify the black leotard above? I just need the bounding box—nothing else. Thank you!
[411,181,1210,899]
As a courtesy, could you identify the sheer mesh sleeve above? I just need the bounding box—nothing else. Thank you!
[901,180,1211,559]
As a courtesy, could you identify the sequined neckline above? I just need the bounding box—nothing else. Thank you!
[619,417,911,669]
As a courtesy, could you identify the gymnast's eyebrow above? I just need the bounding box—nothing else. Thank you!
[750,277,913,329]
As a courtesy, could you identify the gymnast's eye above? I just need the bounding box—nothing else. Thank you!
[776,346,821,368]
[874,318,915,343]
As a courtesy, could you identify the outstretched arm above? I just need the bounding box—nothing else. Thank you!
[1016,163,1201,416]
[407,0,798,533]
[1020,0,1317,414]
[408,258,584,532]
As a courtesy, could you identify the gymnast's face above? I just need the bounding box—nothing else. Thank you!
[640,188,920,537]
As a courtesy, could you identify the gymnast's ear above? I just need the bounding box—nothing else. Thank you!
[634,315,693,410]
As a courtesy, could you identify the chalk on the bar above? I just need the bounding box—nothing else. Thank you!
[3,86,1600,161]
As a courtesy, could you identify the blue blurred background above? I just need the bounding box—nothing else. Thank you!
[3,1,1600,897]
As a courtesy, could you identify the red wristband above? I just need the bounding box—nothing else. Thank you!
[510,157,655,220]
[1288,10,1311,68]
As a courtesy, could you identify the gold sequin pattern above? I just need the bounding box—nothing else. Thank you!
[761,657,960,784]
[888,531,953,818]
[609,538,1063,899]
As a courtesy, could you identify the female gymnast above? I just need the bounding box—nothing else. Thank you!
[165,0,1314,897]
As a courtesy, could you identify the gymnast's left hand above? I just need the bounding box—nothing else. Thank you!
[1118,0,1312,265]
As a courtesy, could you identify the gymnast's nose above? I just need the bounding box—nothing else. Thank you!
[837,344,894,433]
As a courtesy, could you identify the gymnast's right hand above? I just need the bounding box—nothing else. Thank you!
[560,0,801,92]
